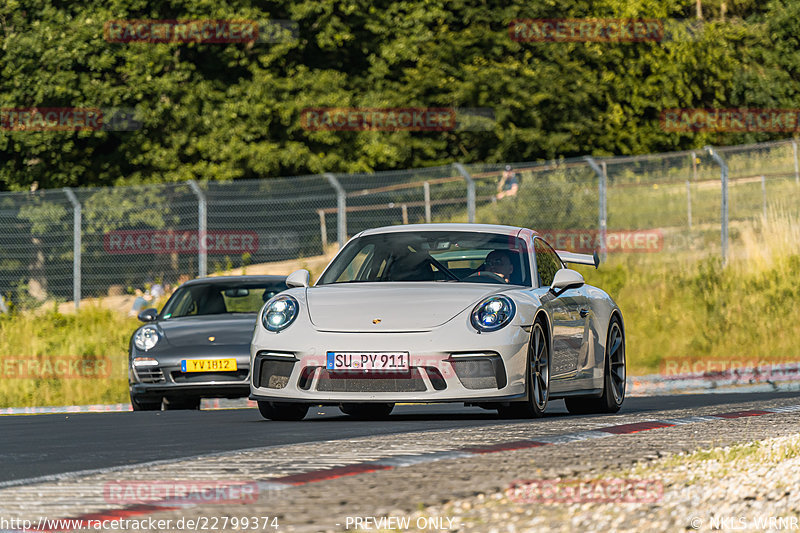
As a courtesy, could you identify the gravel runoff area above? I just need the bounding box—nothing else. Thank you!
[15,395,794,533]
[404,431,800,532]
[256,403,800,533]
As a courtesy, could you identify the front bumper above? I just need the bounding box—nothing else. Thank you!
[249,326,530,404]
[129,360,250,399]
[132,382,250,400]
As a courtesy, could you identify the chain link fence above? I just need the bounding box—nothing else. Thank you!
[1,138,798,308]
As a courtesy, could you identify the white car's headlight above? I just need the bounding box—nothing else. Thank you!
[262,295,299,332]
[470,295,516,332]
[134,325,160,351]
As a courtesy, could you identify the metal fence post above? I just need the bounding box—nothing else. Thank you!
[793,140,799,185]
[686,180,693,230]
[761,175,767,221]
[423,181,431,223]
[584,156,608,262]
[317,210,328,249]
[705,146,729,265]
[187,180,207,277]
[691,151,697,181]
[325,173,347,247]
[63,188,81,309]
[453,163,475,223]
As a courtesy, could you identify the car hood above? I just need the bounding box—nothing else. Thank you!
[306,282,506,332]
[155,314,256,346]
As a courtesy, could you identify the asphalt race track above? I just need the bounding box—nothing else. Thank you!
[2,391,798,485]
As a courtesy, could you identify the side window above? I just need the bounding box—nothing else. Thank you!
[337,244,375,282]
[172,290,197,316]
[534,238,562,287]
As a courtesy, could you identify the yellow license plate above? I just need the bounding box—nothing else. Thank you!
[181,358,238,372]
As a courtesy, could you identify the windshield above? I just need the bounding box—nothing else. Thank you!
[317,231,531,286]
[160,281,287,318]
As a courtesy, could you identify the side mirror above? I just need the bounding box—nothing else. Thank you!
[550,268,584,292]
[286,269,310,288]
[137,308,158,322]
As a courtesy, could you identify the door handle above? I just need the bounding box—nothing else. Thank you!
[579,308,589,318]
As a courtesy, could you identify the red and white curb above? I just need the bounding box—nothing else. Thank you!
[0,404,132,416]
[628,363,800,396]
[17,403,800,532]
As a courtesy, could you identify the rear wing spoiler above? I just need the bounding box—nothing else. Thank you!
[556,250,600,269]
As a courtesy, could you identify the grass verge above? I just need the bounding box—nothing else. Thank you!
[575,208,800,374]
[0,303,135,407]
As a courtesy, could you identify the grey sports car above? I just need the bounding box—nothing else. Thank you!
[250,224,625,421]
[129,275,287,410]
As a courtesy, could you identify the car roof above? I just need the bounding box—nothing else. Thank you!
[182,275,287,287]
[358,223,536,237]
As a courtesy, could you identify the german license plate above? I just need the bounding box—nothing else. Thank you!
[181,358,238,372]
[326,352,409,372]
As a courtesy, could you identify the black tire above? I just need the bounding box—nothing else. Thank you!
[162,397,201,410]
[339,403,395,420]
[130,394,161,411]
[497,319,550,419]
[565,316,626,415]
[257,401,309,421]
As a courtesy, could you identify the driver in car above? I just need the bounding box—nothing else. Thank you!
[480,249,514,283]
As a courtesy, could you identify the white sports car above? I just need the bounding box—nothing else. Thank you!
[249,224,625,421]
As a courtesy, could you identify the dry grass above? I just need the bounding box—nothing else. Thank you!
[0,303,135,407]
[579,211,800,374]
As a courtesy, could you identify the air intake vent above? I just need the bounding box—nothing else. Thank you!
[135,367,165,384]
[449,355,506,389]
[172,370,249,383]
[258,359,296,389]
[316,368,427,392]
[423,367,448,391]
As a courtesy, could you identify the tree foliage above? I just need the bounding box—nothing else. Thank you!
[0,0,797,190]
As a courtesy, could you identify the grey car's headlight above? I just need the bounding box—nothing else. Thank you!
[262,295,299,332]
[134,325,160,351]
[470,295,516,332]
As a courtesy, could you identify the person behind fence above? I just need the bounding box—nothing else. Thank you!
[497,165,519,199]
[147,278,165,299]
[150,282,165,299]
[129,288,153,316]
